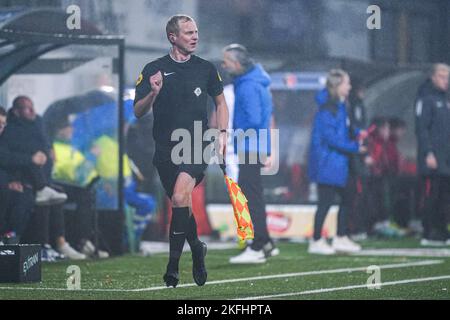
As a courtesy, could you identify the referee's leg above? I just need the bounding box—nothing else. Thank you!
[164,172,207,287]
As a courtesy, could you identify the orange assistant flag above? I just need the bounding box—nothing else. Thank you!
[220,164,254,241]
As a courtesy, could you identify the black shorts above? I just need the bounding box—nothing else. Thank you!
[153,140,215,198]
[154,160,207,199]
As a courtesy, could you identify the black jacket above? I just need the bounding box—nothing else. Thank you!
[0,134,34,188]
[2,112,51,156]
[1,112,53,181]
[348,96,368,176]
[0,167,9,188]
[415,79,450,176]
[349,97,367,132]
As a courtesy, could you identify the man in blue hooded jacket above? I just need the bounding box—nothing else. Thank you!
[222,44,278,264]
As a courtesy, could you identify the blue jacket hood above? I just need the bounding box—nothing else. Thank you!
[234,64,271,88]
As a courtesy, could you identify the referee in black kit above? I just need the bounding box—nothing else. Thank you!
[133,15,229,287]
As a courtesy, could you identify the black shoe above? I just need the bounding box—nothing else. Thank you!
[163,271,179,288]
[192,241,207,286]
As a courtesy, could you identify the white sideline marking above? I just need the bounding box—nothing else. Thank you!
[354,248,450,257]
[0,259,442,293]
[236,274,450,300]
[132,259,442,292]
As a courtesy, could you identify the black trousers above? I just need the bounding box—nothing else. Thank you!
[0,187,34,237]
[313,184,349,240]
[22,204,65,246]
[419,175,450,239]
[0,189,7,235]
[392,176,417,228]
[22,164,47,191]
[58,183,95,246]
[366,175,398,232]
[238,160,270,251]
[345,174,370,235]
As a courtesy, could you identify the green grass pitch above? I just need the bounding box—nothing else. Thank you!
[1,239,450,300]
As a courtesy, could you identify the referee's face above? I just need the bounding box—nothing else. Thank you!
[173,20,198,55]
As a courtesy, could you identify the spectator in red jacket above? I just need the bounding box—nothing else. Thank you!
[388,118,417,232]
[367,118,399,177]
[365,117,401,236]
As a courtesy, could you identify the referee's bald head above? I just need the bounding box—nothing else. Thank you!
[166,14,195,44]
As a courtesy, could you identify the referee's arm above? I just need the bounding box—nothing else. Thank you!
[214,93,229,131]
[214,93,229,156]
[134,71,162,118]
[134,91,158,118]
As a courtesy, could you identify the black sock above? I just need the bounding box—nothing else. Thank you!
[186,212,200,249]
[167,207,189,272]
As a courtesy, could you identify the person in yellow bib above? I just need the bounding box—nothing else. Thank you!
[53,124,98,186]
[52,120,109,258]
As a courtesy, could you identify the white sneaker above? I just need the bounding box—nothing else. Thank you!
[262,241,280,257]
[58,243,87,260]
[268,247,280,257]
[308,238,336,255]
[81,240,109,258]
[36,186,68,206]
[97,250,109,258]
[332,236,362,253]
[420,238,446,247]
[229,247,266,264]
[351,232,368,241]
[43,244,65,261]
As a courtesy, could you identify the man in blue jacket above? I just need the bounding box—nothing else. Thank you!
[222,44,278,264]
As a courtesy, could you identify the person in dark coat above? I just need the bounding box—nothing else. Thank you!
[308,69,366,255]
[222,44,278,264]
[2,96,67,206]
[0,106,35,244]
[346,82,370,237]
[3,97,86,260]
[415,63,450,245]
[365,117,400,235]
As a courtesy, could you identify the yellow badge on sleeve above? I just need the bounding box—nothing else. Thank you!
[217,71,222,82]
[136,73,143,86]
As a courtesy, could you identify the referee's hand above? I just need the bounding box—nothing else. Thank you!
[218,131,227,158]
[150,71,163,95]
